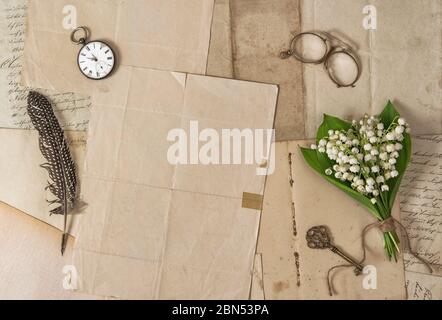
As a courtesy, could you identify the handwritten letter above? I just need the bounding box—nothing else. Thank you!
[400,135,442,299]
[0,0,90,130]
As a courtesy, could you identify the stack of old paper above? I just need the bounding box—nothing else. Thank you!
[21,0,214,90]
[72,69,277,299]
[0,0,216,232]
[0,0,90,230]
[4,0,279,300]
[0,0,92,299]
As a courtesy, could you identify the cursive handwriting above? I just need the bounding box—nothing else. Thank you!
[406,278,433,300]
[0,0,90,130]
[405,271,442,300]
[400,135,442,273]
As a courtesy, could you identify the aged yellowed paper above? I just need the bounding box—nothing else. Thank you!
[0,202,99,299]
[0,128,86,234]
[228,0,304,141]
[302,0,442,138]
[406,272,442,300]
[206,0,234,79]
[1,0,215,233]
[256,142,301,299]
[73,66,277,299]
[206,0,305,141]
[400,135,442,299]
[22,0,215,94]
[0,0,90,130]
[250,253,265,300]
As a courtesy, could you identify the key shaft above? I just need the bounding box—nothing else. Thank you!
[329,245,364,273]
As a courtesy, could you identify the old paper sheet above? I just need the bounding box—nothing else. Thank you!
[22,0,214,94]
[229,0,304,141]
[72,67,277,299]
[0,202,99,299]
[206,0,305,141]
[250,253,265,300]
[0,127,86,234]
[206,0,234,78]
[0,0,90,130]
[256,142,300,299]
[400,135,442,299]
[406,272,442,300]
[257,140,406,299]
[302,0,442,138]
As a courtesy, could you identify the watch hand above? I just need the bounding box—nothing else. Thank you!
[86,54,98,61]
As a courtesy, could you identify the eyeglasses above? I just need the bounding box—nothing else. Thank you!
[280,31,361,88]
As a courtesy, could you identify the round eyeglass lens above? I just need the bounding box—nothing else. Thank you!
[325,51,359,87]
[291,33,328,63]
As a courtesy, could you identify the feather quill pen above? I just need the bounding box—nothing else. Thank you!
[27,91,77,255]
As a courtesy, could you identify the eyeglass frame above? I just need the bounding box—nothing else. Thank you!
[280,31,362,88]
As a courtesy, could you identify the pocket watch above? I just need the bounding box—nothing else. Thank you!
[70,26,116,80]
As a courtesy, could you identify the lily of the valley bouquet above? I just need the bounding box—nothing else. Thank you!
[301,101,411,260]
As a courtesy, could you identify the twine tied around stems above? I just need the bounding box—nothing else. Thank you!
[327,217,433,296]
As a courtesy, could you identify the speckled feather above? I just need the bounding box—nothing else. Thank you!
[27,91,77,215]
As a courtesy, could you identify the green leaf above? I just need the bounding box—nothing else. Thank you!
[300,147,382,220]
[300,147,324,172]
[316,120,329,142]
[317,150,333,170]
[302,101,411,224]
[379,100,400,127]
[316,114,352,142]
[378,101,412,210]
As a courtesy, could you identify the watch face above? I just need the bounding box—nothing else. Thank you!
[77,41,115,80]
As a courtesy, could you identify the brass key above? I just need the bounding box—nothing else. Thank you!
[306,225,364,275]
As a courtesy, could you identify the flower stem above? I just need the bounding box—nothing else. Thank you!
[383,231,400,261]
